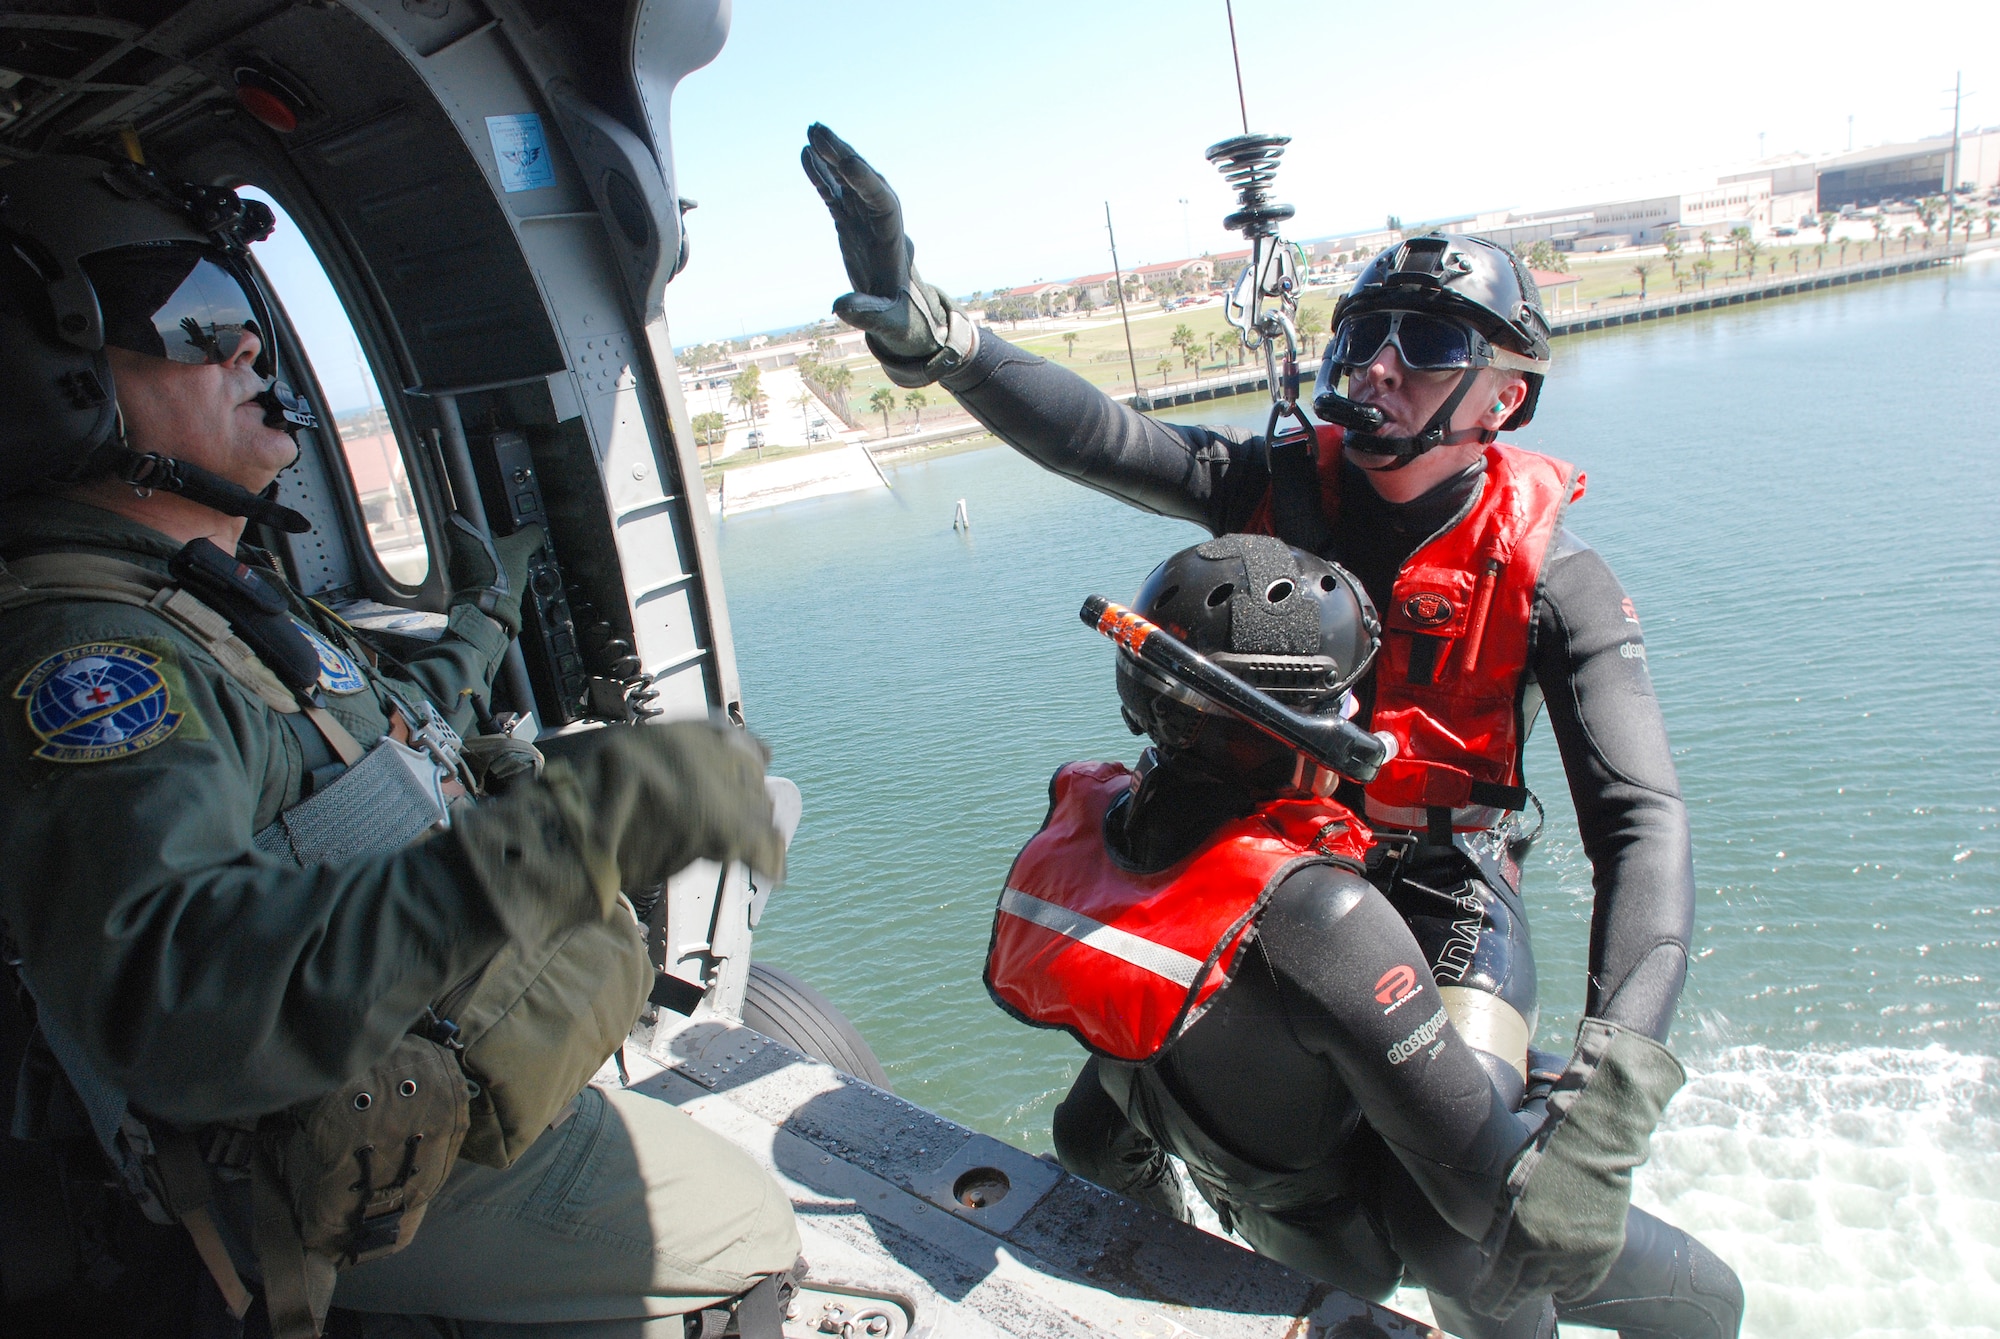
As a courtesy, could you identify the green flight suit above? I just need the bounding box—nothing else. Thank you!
[0,495,798,1330]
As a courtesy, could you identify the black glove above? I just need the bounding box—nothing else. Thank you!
[453,720,786,945]
[1469,1018,1686,1318]
[802,123,976,387]
[445,516,544,636]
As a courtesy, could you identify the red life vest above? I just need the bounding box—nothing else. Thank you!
[1250,429,1585,833]
[985,761,1372,1063]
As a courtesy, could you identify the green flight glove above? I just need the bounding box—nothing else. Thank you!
[802,123,976,387]
[445,516,544,636]
[1469,1017,1687,1319]
[460,730,544,796]
[452,720,786,946]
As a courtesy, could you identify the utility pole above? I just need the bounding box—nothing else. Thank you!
[1945,72,1962,245]
[1106,202,1143,397]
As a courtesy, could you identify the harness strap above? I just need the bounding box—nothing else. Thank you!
[153,1128,252,1319]
[1265,431,1333,554]
[253,1147,338,1339]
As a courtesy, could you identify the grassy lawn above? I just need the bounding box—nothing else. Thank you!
[826,294,1345,410]
[1538,234,1958,308]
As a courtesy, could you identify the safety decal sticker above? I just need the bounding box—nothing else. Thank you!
[293,620,368,695]
[14,642,184,763]
[485,113,554,193]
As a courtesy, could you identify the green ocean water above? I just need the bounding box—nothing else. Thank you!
[716,261,2000,1336]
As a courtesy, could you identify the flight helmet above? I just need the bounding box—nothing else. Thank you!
[1116,534,1378,788]
[0,154,315,528]
[1311,233,1552,465]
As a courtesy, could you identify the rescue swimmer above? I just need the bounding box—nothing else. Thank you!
[0,156,801,1337]
[802,125,1740,1337]
[985,536,1742,1339]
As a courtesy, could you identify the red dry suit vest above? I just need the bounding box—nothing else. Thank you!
[985,761,1372,1063]
[1250,431,1585,834]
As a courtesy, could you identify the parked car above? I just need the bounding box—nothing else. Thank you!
[746,429,765,448]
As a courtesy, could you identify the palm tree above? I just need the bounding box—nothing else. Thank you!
[1219,329,1242,366]
[1872,214,1887,258]
[1629,259,1654,300]
[1820,215,1836,249]
[729,364,766,454]
[1296,306,1324,356]
[1728,226,1752,274]
[1838,238,1850,265]
[1741,237,1762,278]
[792,389,815,440]
[1693,256,1714,291]
[1155,357,1173,386]
[903,388,927,429]
[1062,332,1078,360]
[692,411,725,465]
[1916,196,1941,247]
[1899,225,1915,254]
[1661,227,1682,279]
[868,385,896,434]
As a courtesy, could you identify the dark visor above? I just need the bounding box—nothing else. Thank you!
[82,243,273,377]
[1329,310,1475,371]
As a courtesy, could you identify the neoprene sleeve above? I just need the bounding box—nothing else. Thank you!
[941,331,1694,1041]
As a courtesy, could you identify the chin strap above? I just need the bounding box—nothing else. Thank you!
[115,449,312,534]
[99,378,318,533]
[1340,368,1488,472]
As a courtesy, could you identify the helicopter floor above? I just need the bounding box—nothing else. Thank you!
[619,1012,1431,1339]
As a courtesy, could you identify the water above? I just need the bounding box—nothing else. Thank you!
[716,262,2000,1336]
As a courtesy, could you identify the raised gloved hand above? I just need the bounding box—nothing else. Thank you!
[801,123,976,387]
[1469,1018,1686,1319]
[453,720,785,946]
[445,516,544,636]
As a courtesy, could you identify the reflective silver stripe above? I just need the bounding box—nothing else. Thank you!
[1364,798,1506,832]
[998,887,1204,988]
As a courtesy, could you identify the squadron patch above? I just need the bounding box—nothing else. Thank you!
[14,642,185,763]
[294,620,368,695]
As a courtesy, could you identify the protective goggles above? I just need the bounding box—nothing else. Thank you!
[82,242,275,378]
[1329,309,1544,374]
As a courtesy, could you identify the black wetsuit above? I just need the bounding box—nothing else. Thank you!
[941,335,1741,1338]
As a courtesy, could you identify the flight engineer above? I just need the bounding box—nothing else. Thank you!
[0,156,800,1336]
[985,536,1741,1339]
[803,126,1742,1336]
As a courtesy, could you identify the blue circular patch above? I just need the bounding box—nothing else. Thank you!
[294,620,368,695]
[14,643,184,763]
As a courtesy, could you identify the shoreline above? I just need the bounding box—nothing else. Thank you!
[707,245,1993,507]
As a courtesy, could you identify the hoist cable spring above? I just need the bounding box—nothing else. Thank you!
[1207,130,1308,441]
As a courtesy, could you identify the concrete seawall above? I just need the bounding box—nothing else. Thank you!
[1126,243,1973,412]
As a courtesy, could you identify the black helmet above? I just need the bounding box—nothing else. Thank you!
[1116,535,1378,786]
[0,155,315,528]
[1311,233,1551,461]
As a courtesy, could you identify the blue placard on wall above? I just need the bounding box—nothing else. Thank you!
[486,113,555,193]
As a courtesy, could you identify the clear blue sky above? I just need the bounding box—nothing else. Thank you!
[662,0,1999,345]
